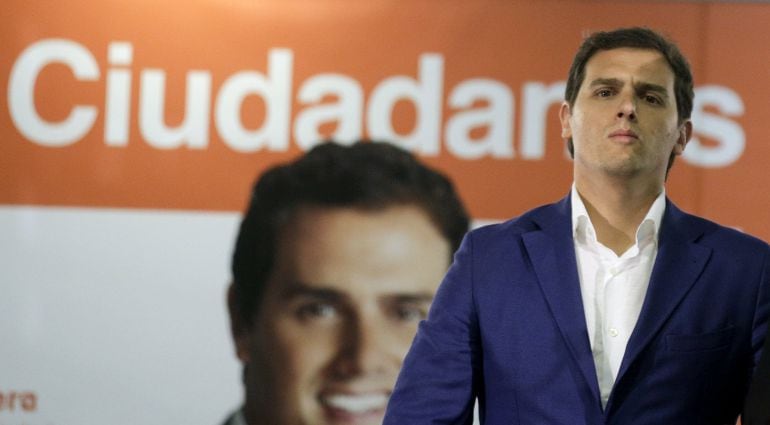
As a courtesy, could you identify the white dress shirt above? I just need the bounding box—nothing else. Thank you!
[571,184,665,408]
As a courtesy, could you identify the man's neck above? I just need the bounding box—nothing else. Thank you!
[575,175,663,256]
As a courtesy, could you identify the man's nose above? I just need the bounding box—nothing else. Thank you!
[617,93,637,120]
[330,315,391,378]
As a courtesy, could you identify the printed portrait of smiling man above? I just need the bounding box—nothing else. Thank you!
[223,141,469,425]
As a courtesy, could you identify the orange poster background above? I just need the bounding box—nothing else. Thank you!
[2,1,769,239]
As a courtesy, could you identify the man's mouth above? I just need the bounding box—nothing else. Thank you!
[609,129,639,141]
[320,392,389,415]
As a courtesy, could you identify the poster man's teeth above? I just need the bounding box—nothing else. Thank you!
[324,394,389,413]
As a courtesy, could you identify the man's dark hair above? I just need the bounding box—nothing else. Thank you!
[564,27,694,172]
[230,140,470,325]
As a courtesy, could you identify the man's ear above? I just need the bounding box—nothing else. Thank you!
[673,119,692,156]
[227,282,251,363]
[560,102,573,140]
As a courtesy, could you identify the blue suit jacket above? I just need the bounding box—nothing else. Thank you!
[384,195,770,425]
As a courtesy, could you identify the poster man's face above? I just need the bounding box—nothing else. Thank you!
[236,205,451,425]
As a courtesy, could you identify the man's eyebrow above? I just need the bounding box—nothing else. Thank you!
[589,78,624,88]
[588,78,670,98]
[634,82,670,98]
[279,282,346,301]
[383,293,435,303]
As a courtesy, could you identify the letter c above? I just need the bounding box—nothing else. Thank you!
[8,39,99,146]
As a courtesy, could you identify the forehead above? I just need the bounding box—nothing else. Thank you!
[582,48,675,90]
[266,205,450,298]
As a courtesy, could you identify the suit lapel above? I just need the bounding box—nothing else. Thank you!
[522,195,602,405]
[612,200,712,395]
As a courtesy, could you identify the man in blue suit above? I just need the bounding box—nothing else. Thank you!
[384,27,770,424]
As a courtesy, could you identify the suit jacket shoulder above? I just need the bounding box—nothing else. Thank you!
[468,195,571,247]
[666,201,769,254]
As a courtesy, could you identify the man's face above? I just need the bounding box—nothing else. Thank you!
[560,48,691,182]
[236,205,451,425]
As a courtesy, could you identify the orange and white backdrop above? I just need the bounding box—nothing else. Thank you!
[2,1,769,424]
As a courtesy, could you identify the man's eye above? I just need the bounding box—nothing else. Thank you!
[595,88,615,98]
[393,305,428,322]
[644,94,662,105]
[296,302,338,321]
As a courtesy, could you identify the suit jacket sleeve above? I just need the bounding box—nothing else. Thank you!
[744,293,770,425]
[742,247,770,425]
[751,246,770,374]
[384,232,480,424]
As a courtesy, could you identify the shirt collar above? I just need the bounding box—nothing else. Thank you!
[571,183,666,247]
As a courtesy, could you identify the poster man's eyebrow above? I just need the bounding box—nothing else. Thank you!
[384,293,435,303]
[279,282,347,302]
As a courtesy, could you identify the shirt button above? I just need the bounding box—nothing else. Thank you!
[609,328,619,337]
[609,267,619,276]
